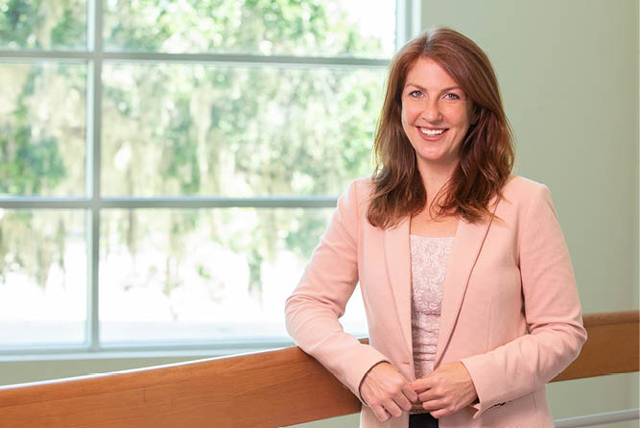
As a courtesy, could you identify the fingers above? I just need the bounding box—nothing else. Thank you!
[383,398,404,419]
[420,396,456,419]
[410,376,433,394]
[392,390,413,413]
[429,403,459,419]
[418,384,457,415]
[421,397,447,412]
[402,382,419,403]
[360,362,416,422]
[370,396,405,422]
[418,388,437,403]
[371,405,391,423]
[368,382,414,421]
[413,362,478,419]
[430,407,454,419]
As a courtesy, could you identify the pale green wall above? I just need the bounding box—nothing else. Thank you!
[0,2,638,428]
[418,1,639,428]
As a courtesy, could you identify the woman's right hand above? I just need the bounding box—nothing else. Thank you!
[359,362,418,422]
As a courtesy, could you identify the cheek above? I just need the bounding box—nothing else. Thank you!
[462,109,473,126]
[447,105,473,128]
[401,104,417,127]
[400,107,410,133]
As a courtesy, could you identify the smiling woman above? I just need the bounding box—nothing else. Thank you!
[285,27,587,428]
[400,57,475,170]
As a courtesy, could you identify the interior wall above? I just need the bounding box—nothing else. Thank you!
[415,4,638,300]
[418,1,640,427]
[637,0,640,344]
[0,1,637,428]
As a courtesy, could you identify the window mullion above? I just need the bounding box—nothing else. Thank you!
[86,0,104,352]
[396,0,422,50]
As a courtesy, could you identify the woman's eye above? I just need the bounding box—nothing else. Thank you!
[444,93,461,100]
[409,90,423,98]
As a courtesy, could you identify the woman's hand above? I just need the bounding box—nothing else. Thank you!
[359,362,418,422]
[411,362,478,419]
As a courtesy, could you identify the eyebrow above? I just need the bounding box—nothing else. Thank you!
[405,83,463,93]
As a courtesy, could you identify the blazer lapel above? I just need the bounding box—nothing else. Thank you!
[383,217,412,358]
[381,196,501,366]
[434,206,498,368]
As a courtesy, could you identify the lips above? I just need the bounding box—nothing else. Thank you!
[418,127,449,140]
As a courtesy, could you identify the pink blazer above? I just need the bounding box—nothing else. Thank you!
[285,175,587,428]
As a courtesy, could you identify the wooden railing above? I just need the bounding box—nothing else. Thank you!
[0,311,637,428]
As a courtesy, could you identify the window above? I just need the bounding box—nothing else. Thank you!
[0,0,415,355]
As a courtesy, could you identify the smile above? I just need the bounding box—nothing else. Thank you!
[418,127,449,139]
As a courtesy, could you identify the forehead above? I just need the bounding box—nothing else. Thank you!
[404,57,460,89]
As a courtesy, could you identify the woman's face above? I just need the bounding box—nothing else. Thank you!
[400,57,474,171]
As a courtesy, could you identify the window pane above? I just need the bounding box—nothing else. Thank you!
[0,0,87,50]
[101,63,383,197]
[103,0,395,58]
[0,209,87,347]
[99,208,366,343]
[0,62,87,196]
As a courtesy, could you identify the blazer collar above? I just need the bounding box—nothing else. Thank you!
[383,204,497,367]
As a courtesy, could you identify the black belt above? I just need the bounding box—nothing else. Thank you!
[409,412,439,428]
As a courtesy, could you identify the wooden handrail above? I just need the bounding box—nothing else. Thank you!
[0,311,637,428]
[552,311,638,381]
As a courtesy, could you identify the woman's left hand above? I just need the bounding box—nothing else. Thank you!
[410,362,478,419]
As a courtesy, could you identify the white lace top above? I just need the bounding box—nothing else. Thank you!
[410,235,455,380]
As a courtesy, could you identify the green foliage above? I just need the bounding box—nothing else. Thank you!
[284,210,329,258]
[0,67,66,195]
[103,0,375,56]
[0,0,86,49]
[50,4,85,47]
[162,96,201,194]
[1,0,389,307]
[0,209,73,290]
[0,0,41,48]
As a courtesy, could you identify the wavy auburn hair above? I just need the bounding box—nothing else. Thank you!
[367,27,514,228]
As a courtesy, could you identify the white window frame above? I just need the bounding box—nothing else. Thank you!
[0,0,421,358]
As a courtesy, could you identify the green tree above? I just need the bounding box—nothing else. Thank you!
[0,0,85,49]
[0,0,389,321]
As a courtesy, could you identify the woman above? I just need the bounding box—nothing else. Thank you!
[285,27,587,428]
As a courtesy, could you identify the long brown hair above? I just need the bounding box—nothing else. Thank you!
[367,27,514,228]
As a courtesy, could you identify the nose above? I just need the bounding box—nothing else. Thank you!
[421,99,442,123]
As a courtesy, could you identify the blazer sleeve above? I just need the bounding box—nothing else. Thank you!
[461,183,588,418]
[284,180,389,402]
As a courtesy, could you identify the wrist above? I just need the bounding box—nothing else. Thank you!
[358,360,390,406]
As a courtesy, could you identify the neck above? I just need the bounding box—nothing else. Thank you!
[417,159,458,198]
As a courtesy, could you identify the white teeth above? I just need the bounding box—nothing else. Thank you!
[420,128,445,136]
